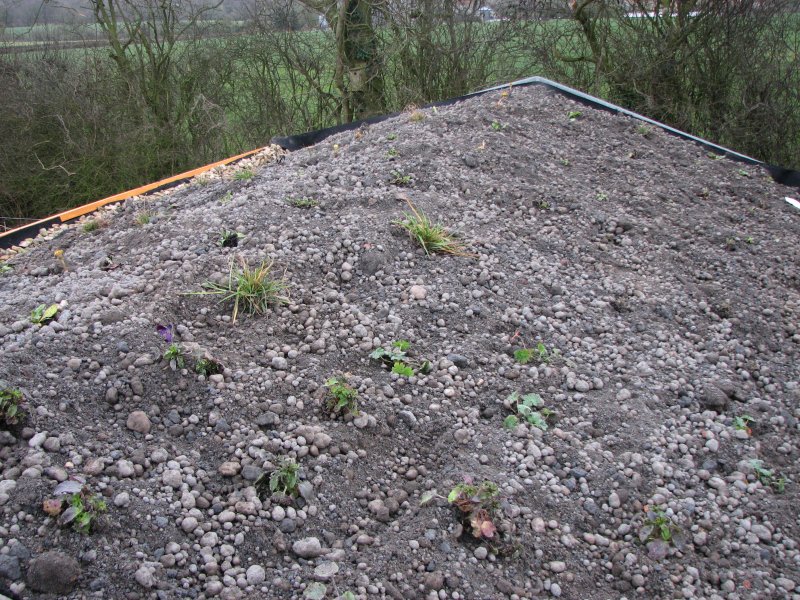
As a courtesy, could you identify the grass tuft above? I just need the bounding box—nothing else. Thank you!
[195,256,288,323]
[394,200,471,256]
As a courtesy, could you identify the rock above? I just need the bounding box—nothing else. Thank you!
[701,386,729,412]
[0,555,21,580]
[27,551,80,595]
[114,492,130,508]
[162,469,183,489]
[292,537,325,559]
[410,285,427,300]
[313,561,339,581]
[550,561,567,573]
[447,354,470,368]
[271,356,288,370]
[246,564,266,585]
[218,462,241,477]
[126,411,151,434]
[134,565,157,589]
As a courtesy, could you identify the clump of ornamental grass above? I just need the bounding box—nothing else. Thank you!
[394,200,471,256]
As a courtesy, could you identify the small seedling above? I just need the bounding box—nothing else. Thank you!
[390,170,413,186]
[287,197,319,208]
[538,200,551,209]
[568,110,582,121]
[503,392,553,431]
[55,249,69,271]
[409,110,426,122]
[750,459,787,493]
[386,148,399,158]
[193,256,288,324]
[220,191,233,204]
[514,342,552,365]
[135,211,152,225]
[195,357,223,377]
[707,152,724,160]
[490,120,507,132]
[560,158,570,166]
[82,220,101,233]
[30,303,58,325]
[738,169,750,178]
[0,263,12,275]
[733,414,754,435]
[218,230,244,248]
[0,387,23,427]
[596,191,608,201]
[163,343,186,369]
[636,124,651,136]
[269,457,300,497]
[233,168,255,181]
[394,200,471,256]
[386,133,397,141]
[370,340,431,376]
[43,479,107,534]
[745,236,754,244]
[324,376,359,416]
[638,506,686,559]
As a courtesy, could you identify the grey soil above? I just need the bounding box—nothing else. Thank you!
[0,85,799,600]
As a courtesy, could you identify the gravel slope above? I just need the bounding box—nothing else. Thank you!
[0,85,799,600]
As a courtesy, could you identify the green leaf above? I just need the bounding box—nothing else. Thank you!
[342,593,356,600]
[506,391,519,404]
[447,489,459,503]
[43,304,59,321]
[369,348,387,360]
[503,415,518,429]
[521,393,542,407]
[527,412,549,431]
[517,404,532,418]
[514,349,533,364]
[392,362,413,377]
[304,582,327,600]
[392,340,410,352]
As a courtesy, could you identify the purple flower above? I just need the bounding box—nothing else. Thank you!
[156,323,175,343]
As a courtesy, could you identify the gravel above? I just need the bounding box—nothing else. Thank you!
[0,84,798,599]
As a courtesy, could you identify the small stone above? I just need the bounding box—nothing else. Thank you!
[114,492,130,508]
[473,547,488,560]
[313,561,339,581]
[134,565,156,589]
[292,537,325,559]
[410,285,427,300]
[271,356,288,370]
[162,469,183,489]
[246,564,266,585]
[27,551,81,595]
[549,561,567,573]
[218,462,241,477]
[608,492,621,509]
[701,386,729,412]
[0,555,21,580]
[126,411,151,434]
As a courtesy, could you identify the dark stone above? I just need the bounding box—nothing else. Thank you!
[27,551,80,595]
[701,386,729,412]
[0,555,21,580]
[447,354,470,368]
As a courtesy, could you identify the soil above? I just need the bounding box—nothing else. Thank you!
[0,84,799,600]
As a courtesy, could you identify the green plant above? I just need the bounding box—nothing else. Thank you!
[163,343,186,369]
[394,200,471,256]
[269,457,300,497]
[409,110,425,122]
[43,480,107,534]
[738,169,750,177]
[490,120,506,131]
[390,170,413,186]
[503,392,553,431]
[568,110,582,121]
[233,168,254,180]
[514,342,552,365]
[386,133,397,141]
[194,256,288,324]
[636,123,651,136]
[0,387,23,426]
[538,200,551,209]
[638,507,686,559]
[386,148,399,158]
[596,191,609,201]
[82,219,101,233]
[218,230,244,248]
[745,236,754,244]
[560,158,570,166]
[733,414,754,435]
[0,263,12,275]
[30,303,58,325]
[446,479,502,540]
[287,197,319,208]
[194,357,223,377]
[370,340,431,377]
[220,191,233,204]
[750,459,787,493]
[324,376,359,416]
[135,211,152,225]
